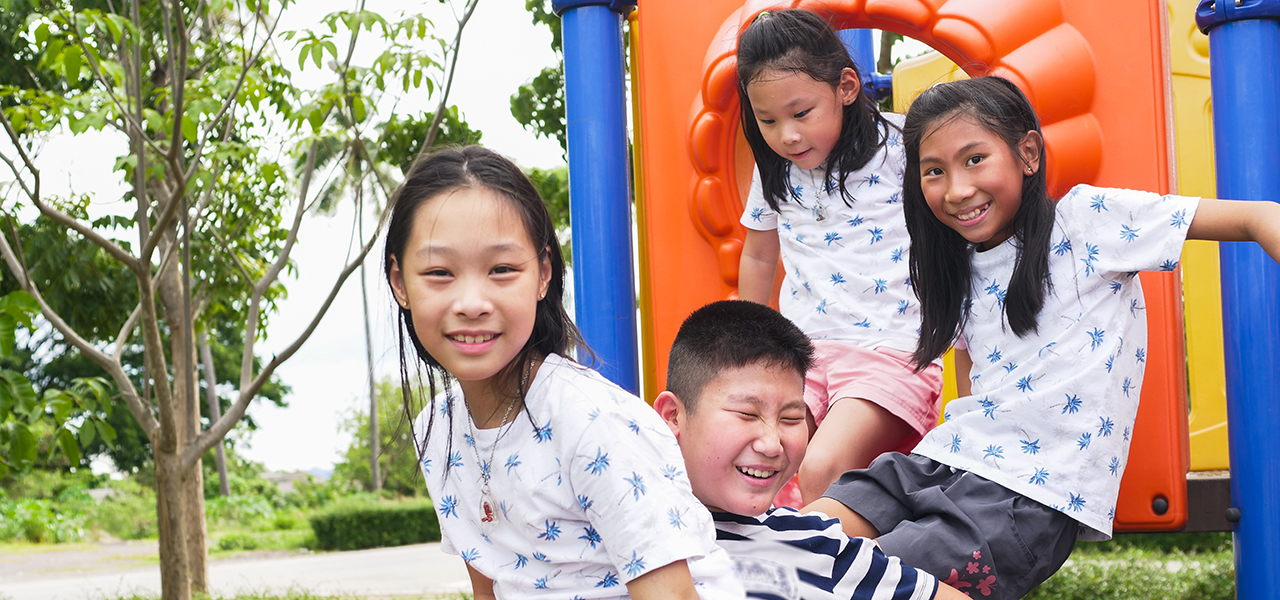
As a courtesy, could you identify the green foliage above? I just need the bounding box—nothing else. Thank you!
[525,166,571,262]
[512,1,566,155]
[307,498,439,551]
[90,477,159,540]
[331,381,424,496]
[1026,533,1235,600]
[0,496,88,543]
[378,107,483,175]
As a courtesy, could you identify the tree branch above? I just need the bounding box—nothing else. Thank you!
[422,0,479,153]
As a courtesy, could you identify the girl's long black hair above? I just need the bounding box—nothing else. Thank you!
[902,77,1055,369]
[737,9,893,211]
[384,145,589,474]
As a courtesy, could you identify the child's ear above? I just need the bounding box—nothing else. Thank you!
[653,391,684,437]
[1018,130,1044,175]
[538,247,552,300]
[838,67,862,106]
[388,255,409,308]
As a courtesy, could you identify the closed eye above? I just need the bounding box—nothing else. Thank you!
[758,118,775,125]
[793,108,812,118]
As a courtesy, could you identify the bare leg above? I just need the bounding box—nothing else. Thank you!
[797,397,915,505]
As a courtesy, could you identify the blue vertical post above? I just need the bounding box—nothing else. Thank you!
[836,29,893,102]
[1196,2,1280,597]
[553,0,639,393]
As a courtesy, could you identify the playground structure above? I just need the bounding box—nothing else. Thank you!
[549,0,1279,596]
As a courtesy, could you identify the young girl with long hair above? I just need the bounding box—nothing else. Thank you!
[386,146,742,600]
[736,9,943,506]
[809,76,1280,599]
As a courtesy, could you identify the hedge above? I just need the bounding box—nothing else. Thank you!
[308,500,440,551]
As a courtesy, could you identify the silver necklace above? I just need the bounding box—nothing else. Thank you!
[463,358,533,525]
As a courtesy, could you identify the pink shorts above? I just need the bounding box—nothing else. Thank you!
[804,340,943,451]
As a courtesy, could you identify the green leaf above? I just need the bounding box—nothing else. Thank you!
[182,114,197,141]
[311,43,323,69]
[351,95,365,122]
[0,371,37,416]
[10,423,37,469]
[34,23,49,46]
[0,314,15,358]
[78,419,97,447]
[63,44,83,82]
[58,428,81,465]
[95,419,117,446]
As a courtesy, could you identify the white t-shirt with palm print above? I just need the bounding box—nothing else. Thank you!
[415,353,742,599]
[913,185,1199,540]
[740,113,920,353]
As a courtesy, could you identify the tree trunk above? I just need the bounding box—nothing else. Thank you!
[877,31,895,75]
[155,449,191,600]
[200,331,231,496]
[360,202,381,491]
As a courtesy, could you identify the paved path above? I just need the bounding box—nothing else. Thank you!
[0,541,471,600]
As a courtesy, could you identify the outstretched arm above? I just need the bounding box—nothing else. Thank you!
[739,228,781,304]
[466,564,496,600]
[626,559,700,600]
[1188,198,1280,263]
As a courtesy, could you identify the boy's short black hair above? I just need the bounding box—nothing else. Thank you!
[667,300,814,414]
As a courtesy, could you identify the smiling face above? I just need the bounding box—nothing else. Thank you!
[388,187,550,405]
[658,362,808,516]
[917,113,1042,250]
[745,67,859,171]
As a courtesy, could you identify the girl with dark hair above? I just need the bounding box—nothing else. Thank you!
[736,9,943,506]
[809,76,1280,599]
[386,146,742,600]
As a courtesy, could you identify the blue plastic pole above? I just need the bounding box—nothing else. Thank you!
[1197,2,1280,597]
[553,0,639,393]
[837,29,893,102]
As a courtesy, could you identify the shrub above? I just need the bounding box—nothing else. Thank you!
[90,478,158,540]
[308,499,439,551]
[216,532,260,551]
[0,497,87,543]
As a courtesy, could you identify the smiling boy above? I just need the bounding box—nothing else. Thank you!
[655,300,964,600]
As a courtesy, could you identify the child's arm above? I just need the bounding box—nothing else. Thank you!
[625,559,700,600]
[465,564,497,600]
[953,347,973,398]
[739,228,780,304]
[1188,198,1280,263]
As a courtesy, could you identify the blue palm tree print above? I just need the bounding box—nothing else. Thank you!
[1078,432,1092,450]
[532,421,553,443]
[815,299,829,314]
[461,548,480,562]
[872,279,888,294]
[824,231,844,246]
[1122,377,1135,397]
[987,346,1003,363]
[1170,209,1189,229]
[1052,236,1072,255]
[1088,327,1105,350]
[420,456,432,475]
[891,246,905,262]
[1124,427,1132,442]
[750,207,766,222]
[1109,281,1123,294]
[782,220,792,231]
[534,552,550,562]
[439,496,459,518]
[795,234,804,244]
[661,464,685,482]
[538,520,561,541]
[624,472,647,500]
[440,397,454,417]
[867,227,884,244]
[984,279,1002,296]
[864,173,881,186]
[1021,438,1041,454]
[463,433,474,447]
[887,192,900,204]
[588,408,600,421]
[830,272,847,286]
[1067,493,1086,512]
[577,494,593,512]
[1135,348,1146,363]
[597,572,620,588]
[534,576,550,590]
[505,453,521,474]
[1120,224,1141,242]
[983,445,1005,460]
[1090,193,1109,212]
[847,214,864,227]
[585,449,610,475]
[627,420,640,434]
[1159,259,1179,271]
[515,554,529,569]
[1098,417,1115,437]
[447,452,463,469]
[1015,375,1034,392]
[579,526,602,548]
[1003,362,1018,373]
[1109,457,1121,475]
[479,460,491,479]
[949,434,962,453]
[1081,243,1100,276]
[852,317,871,328]
[1105,355,1116,372]
[1062,394,1083,414]
[896,300,910,314]
[1029,468,1049,485]
[625,551,648,578]
[789,183,804,201]
[668,507,686,529]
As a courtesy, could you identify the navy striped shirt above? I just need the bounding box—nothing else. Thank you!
[714,508,937,600]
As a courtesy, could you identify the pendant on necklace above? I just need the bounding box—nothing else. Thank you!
[814,203,828,222]
[481,495,497,523]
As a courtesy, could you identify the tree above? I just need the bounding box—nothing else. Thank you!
[331,379,423,496]
[0,2,478,599]
[511,0,565,154]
